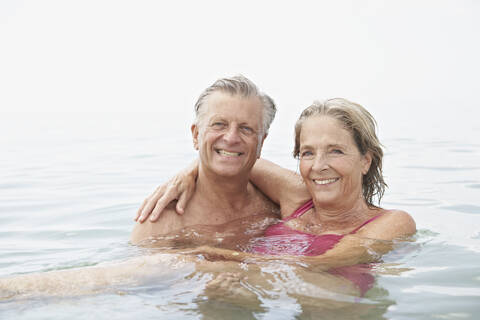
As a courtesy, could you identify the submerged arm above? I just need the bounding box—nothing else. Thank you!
[305,210,416,270]
[188,210,416,269]
[187,236,394,271]
[0,254,194,299]
[302,236,394,270]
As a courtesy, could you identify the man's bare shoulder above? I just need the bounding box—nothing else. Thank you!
[248,183,281,218]
[130,202,186,244]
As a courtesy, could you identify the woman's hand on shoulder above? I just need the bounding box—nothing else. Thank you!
[135,160,199,223]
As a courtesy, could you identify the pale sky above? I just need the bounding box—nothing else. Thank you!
[1,0,479,133]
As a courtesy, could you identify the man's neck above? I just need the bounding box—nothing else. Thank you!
[195,165,253,214]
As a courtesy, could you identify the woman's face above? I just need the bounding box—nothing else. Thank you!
[298,116,372,209]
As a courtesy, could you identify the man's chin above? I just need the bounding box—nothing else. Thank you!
[211,165,248,179]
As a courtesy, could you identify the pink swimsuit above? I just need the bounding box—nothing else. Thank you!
[248,200,382,296]
[249,200,382,256]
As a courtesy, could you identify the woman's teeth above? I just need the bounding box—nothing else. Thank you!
[314,178,339,185]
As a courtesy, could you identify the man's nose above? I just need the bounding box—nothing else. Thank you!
[223,125,241,143]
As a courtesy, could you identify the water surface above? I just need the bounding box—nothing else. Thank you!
[1,111,479,319]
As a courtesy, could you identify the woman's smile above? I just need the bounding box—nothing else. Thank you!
[313,178,340,185]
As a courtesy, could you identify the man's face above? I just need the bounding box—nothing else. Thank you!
[192,91,265,179]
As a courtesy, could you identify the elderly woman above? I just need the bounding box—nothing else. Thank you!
[137,98,416,259]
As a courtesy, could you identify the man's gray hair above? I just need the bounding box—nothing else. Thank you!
[194,75,276,136]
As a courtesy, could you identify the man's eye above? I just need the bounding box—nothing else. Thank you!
[212,122,225,128]
[240,126,253,134]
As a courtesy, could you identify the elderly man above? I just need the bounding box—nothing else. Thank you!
[130,75,280,244]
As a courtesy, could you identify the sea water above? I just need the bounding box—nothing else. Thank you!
[0,108,479,320]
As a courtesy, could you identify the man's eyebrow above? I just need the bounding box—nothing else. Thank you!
[208,115,225,122]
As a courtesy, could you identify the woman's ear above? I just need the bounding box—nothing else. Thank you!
[191,124,199,150]
[362,151,373,175]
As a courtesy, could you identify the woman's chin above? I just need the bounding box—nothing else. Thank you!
[310,192,342,208]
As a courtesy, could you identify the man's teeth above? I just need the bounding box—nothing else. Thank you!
[218,149,242,156]
[314,178,339,185]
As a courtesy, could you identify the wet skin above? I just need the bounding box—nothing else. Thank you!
[298,116,372,213]
[192,91,266,181]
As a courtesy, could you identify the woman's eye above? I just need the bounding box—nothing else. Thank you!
[300,151,313,158]
[331,149,344,154]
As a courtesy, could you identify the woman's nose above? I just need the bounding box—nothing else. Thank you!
[311,153,328,171]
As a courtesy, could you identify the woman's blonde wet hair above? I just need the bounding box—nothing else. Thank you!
[293,98,386,206]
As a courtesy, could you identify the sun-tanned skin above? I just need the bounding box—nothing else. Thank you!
[130,91,279,245]
[1,97,416,305]
[134,113,416,264]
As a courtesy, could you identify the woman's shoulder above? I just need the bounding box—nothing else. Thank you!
[383,209,416,228]
[360,208,416,240]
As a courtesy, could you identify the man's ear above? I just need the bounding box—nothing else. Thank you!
[257,133,268,158]
[362,151,373,175]
[191,124,199,150]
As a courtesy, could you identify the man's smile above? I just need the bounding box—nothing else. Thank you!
[215,148,244,157]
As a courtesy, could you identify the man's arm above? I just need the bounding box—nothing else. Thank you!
[0,253,192,299]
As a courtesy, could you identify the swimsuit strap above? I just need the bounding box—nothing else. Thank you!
[349,214,383,234]
[283,201,383,234]
[284,200,314,221]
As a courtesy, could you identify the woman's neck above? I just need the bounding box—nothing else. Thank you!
[307,197,375,232]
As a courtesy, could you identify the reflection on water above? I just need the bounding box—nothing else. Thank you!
[1,112,480,319]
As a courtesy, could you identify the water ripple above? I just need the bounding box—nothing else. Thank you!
[384,198,441,207]
[402,166,480,171]
[403,285,480,296]
[440,205,480,214]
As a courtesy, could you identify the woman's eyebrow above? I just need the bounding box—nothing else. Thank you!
[327,143,347,149]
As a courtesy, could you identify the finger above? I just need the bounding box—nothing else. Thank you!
[138,195,160,223]
[135,198,148,221]
[137,184,168,222]
[175,193,187,215]
[149,188,177,222]
[176,181,196,214]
